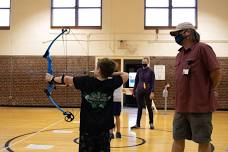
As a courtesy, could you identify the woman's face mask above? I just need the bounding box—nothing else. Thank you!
[142,58,149,68]
[142,64,147,68]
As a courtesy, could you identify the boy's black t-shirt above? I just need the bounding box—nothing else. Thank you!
[73,75,123,134]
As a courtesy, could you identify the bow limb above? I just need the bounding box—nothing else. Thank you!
[43,29,68,61]
[43,29,74,122]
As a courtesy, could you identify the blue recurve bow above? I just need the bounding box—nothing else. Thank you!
[43,29,74,122]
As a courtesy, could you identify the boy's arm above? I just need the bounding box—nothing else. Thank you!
[45,73,74,86]
[112,72,128,84]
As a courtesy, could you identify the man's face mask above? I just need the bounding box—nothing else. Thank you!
[175,34,186,45]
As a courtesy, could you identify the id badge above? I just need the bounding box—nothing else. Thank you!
[183,69,190,75]
[143,82,146,89]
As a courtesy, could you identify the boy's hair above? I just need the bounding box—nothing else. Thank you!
[97,58,116,78]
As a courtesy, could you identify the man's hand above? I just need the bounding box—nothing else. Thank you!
[213,89,219,98]
[45,73,54,82]
[150,92,155,100]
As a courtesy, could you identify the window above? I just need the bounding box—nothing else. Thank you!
[51,0,102,28]
[145,0,197,29]
[0,0,11,29]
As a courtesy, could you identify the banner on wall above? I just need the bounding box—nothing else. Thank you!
[154,65,165,80]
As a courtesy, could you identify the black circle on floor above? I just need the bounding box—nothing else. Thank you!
[4,127,75,152]
[73,135,146,148]
[4,128,149,151]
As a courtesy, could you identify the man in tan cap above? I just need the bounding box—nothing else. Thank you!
[170,22,221,152]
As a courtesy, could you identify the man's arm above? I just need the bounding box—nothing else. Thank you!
[210,69,221,91]
[112,72,129,84]
[45,73,74,86]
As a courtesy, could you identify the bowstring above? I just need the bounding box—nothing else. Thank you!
[69,30,92,122]
[70,30,89,75]
[70,30,90,122]
[61,29,80,122]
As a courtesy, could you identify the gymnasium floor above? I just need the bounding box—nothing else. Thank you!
[0,107,227,152]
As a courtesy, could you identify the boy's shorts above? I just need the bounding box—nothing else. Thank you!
[173,112,212,143]
[79,130,110,152]
[113,102,121,116]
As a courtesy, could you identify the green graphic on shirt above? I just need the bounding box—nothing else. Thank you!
[85,92,111,109]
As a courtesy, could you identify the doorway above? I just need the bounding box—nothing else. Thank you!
[123,59,142,107]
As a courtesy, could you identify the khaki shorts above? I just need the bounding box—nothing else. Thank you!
[173,112,212,143]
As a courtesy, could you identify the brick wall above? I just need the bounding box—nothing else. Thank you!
[149,57,176,109]
[0,56,227,110]
[0,56,95,107]
[150,57,228,110]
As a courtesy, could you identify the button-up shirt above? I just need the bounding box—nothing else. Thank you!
[175,42,220,112]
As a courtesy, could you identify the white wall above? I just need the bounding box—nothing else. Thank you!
[0,0,228,57]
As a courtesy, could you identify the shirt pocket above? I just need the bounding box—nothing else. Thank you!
[175,59,181,67]
[175,59,182,81]
[185,56,199,72]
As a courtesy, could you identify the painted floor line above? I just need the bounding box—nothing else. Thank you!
[0,119,64,152]
[26,144,54,150]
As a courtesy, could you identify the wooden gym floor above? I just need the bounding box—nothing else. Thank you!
[0,107,227,152]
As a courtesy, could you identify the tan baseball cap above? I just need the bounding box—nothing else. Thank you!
[170,22,195,36]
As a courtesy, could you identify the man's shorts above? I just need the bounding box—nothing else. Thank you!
[173,112,212,143]
[113,102,121,116]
